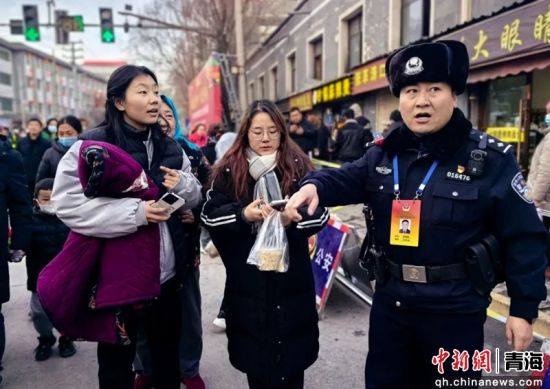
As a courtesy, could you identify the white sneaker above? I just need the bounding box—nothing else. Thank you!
[213,317,226,329]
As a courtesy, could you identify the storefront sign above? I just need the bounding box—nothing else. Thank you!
[312,77,352,105]
[289,91,313,111]
[188,54,222,130]
[310,218,349,314]
[441,1,550,68]
[352,58,389,95]
[486,127,525,143]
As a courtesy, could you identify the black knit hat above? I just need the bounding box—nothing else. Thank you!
[385,40,469,97]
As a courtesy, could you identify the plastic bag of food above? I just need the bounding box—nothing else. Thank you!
[247,210,289,272]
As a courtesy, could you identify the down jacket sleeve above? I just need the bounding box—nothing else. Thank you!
[52,141,146,238]
[200,174,252,240]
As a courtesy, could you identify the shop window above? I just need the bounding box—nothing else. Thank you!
[270,66,278,100]
[310,37,323,81]
[432,0,460,35]
[347,13,362,71]
[487,75,526,128]
[401,0,430,45]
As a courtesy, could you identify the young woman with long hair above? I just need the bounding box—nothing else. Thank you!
[201,100,329,389]
[51,65,202,389]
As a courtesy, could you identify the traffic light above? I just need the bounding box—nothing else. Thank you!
[23,5,40,42]
[55,10,69,45]
[99,8,115,43]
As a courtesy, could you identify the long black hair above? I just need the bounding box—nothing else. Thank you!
[101,64,165,161]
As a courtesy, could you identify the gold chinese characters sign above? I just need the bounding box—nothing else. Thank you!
[289,91,313,111]
[440,1,550,67]
[352,58,389,95]
[486,127,525,143]
[312,77,352,105]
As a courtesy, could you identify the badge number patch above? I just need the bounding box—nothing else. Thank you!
[375,166,392,175]
[511,172,533,204]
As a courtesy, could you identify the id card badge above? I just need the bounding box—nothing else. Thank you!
[390,200,421,247]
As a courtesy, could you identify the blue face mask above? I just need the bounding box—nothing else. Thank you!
[48,125,57,134]
[58,137,77,148]
[545,114,550,127]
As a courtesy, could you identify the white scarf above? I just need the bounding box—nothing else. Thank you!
[246,149,282,203]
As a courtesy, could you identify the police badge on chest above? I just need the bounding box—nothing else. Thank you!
[445,165,471,182]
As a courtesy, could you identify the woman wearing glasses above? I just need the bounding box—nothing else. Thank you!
[201,100,329,389]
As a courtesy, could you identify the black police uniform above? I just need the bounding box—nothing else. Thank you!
[300,40,547,389]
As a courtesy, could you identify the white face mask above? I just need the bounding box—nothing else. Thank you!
[39,204,56,215]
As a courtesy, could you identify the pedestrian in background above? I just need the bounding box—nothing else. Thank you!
[26,178,74,362]
[335,109,372,163]
[41,118,58,141]
[287,40,547,388]
[189,123,208,148]
[132,94,207,389]
[52,65,202,389]
[36,115,82,183]
[288,107,318,156]
[17,117,51,197]
[307,113,331,161]
[0,131,32,385]
[201,100,328,389]
[202,123,223,165]
[528,100,550,261]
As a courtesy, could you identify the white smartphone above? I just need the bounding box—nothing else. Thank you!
[152,192,186,214]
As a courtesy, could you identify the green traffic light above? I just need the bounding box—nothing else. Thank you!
[101,29,114,43]
[25,27,40,42]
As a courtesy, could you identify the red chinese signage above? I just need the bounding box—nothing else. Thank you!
[188,55,222,130]
[352,58,389,95]
[440,1,550,68]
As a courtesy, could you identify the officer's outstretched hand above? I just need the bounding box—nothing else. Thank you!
[506,316,533,351]
[286,184,319,222]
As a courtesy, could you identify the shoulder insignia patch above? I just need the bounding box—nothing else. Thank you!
[511,172,533,204]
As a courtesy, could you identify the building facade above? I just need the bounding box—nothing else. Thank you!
[0,37,107,129]
[245,0,550,168]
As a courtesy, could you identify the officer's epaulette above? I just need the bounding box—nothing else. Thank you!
[469,129,512,155]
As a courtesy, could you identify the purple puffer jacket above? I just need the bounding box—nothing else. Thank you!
[37,141,161,344]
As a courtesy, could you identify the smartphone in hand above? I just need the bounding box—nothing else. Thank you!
[152,192,186,215]
[269,199,288,212]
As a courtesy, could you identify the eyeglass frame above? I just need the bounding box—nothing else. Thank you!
[247,128,282,139]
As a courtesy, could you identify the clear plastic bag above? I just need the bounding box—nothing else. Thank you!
[247,211,289,272]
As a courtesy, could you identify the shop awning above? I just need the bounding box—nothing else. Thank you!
[468,50,550,84]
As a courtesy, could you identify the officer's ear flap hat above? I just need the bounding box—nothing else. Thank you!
[385,40,469,97]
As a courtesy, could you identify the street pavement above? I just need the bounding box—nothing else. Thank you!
[0,234,542,388]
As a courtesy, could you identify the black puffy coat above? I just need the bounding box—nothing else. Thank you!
[201,163,329,385]
[26,210,69,291]
[0,136,32,303]
[335,120,373,162]
[36,140,68,183]
[16,136,51,194]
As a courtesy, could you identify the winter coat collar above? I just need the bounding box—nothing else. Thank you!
[383,108,472,159]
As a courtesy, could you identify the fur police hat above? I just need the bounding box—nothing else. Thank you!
[385,40,469,97]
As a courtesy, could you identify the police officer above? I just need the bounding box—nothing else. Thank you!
[287,40,547,388]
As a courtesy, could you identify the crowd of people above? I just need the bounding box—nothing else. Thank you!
[0,37,549,389]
